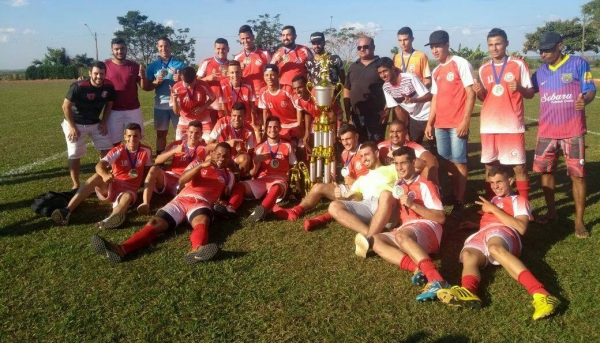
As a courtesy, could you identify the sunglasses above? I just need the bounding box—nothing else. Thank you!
[357,45,371,51]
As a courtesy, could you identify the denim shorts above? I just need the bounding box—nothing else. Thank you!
[154,108,179,131]
[435,128,467,163]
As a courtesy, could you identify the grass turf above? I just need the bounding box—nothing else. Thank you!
[0,79,599,342]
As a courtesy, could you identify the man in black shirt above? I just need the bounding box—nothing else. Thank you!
[61,61,116,189]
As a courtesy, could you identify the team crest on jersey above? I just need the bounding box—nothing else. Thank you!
[355,162,363,170]
[280,101,287,107]
[255,59,263,66]
[504,72,515,82]
[496,202,504,209]
[87,93,96,100]
[202,169,208,176]
[561,73,573,83]
[101,91,108,98]
[409,64,415,72]
[446,72,455,81]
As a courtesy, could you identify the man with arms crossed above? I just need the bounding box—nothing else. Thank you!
[61,61,115,190]
[530,32,596,238]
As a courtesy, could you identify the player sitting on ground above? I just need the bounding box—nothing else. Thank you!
[369,147,449,302]
[436,166,560,320]
[90,142,235,264]
[52,123,153,229]
[137,120,207,215]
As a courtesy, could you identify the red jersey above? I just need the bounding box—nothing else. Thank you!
[104,59,141,111]
[431,56,474,128]
[479,194,532,230]
[102,143,153,191]
[377,140,427,165]
[259,85,299,127]
[395,175,443,223]
[233,48,272,98]
[197,57,228,110]
[271,45,313,85]
[172,80,215,126]
[179,162,235,205]
[478,57,532,134]
[341,146,369,180]
[293,95,319,118]
[255,139,297,179]
[163,140,207,176]
[209,116,257,157]
[219,79,256,114]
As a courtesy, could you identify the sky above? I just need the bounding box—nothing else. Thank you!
[0,0,590,70]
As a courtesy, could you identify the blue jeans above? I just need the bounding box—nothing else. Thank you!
[435,128,467,163]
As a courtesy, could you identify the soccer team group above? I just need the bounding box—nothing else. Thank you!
[49,23,596,321]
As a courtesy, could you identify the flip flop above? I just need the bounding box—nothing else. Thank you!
[575,226,590,239]
[534,215,556,225]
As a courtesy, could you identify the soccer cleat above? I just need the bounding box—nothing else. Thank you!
[411,269,427,287]
[96,212,126,230]
[51,207,71,226]
[354,233,370,258]
[213,203,238,219]
[136,203,150,215]
[248,205,266,222]
[437,286,482,309]
[416,280,450,302]
[532,293,560,320]
[184,243,219,264]
[90,234,124,264]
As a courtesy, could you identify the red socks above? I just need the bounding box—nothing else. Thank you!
[120,224,158,254]
[261,184,283,212]
[516,180,530,199]
[189,223,209,249]
[304,213,332,232]
[399,255,417,272]
[518,270,549,295]
[461,275,480,294]
[228,183,245,210]
[417,258,444,283]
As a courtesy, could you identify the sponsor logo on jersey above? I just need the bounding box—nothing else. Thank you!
[561,73,573,83]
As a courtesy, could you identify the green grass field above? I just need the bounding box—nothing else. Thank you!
[0,80,599,342]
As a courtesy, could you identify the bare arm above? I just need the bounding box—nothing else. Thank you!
[476,196,528,235]
[179,160,213,185]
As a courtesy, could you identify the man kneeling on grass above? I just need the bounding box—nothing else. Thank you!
[436,165,560,320]
[90,142,235,264]
[52,123,152,229]
[370,147,449,302]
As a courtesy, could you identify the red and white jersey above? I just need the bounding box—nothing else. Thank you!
[255,139,297,179]
[172,80,216,126]
[103,143,153,190]
[233,48,272,98]
[293,95,319,118]
[478,57,533,134]
[479,194,532,230]
[431,56,474,128]
[394,175,443,223]
[197,57,229,110]
[209,116,257,157]
[377,140,426,166]
[341,147,369,181]
[163,140,207,176]
[271,44,313,85]
[179,162,235,205]
[258,85,300,127]
[219,79,256,114]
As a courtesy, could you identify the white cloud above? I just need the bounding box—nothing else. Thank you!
[0,27,16,33]
[435,25,443,30]
[9,0,28,6]
[461,28,471,35]
[549,14,559,21]
[164,19,177,28]
[340,21,381,34]
[22,29,35,35]
[0,34,8,43]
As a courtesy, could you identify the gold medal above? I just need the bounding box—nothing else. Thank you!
[220,65,227,75]
[492,84,504,96]
[341,167,349,177]
[282,55,290,64]
[244,57,251,65]
[270,159,280,168]
[128,169,139,179]
[236,145,242,152]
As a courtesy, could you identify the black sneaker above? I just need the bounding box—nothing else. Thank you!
[51,207,71,226]
[90,234,124,264]
[450,201,465,220]
[248,205,266,222]
[184,243,218,264]
[213,203,238,219]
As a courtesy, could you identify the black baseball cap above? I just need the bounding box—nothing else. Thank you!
[310,32,325,43]
[425,30,449,46]
[539,31,563,50]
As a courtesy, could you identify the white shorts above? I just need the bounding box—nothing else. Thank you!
[340,197,399,227]
[106,108,145,144]
[160,195,212,226]
[61,120,112,159]
[383,220,442,254]
[242,176,288,200]
[461,225,522,266]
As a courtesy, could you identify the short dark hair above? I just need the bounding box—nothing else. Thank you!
[239,25,253,35]
[360,140,378,153]
[377,56,394,69]
[111,37,126,46]
[189,120,202,128]
[339,123,359,136]
[291,74,307,85]
[488,165,514,179]
[125,122,142,134]
[215,142,232,154]
[487,28,508,42]
[392,146,416,160]
[89,61,106,71]
[182,66,196,83]
[264,64,279,74]
[397,27,414,38]
[215,38,229,46]
[228,60,241,68]
[389,119,407,130]
[231,102,246,112]
[265,115,281,126]
[282,25,296,35]
[157,36,171,46]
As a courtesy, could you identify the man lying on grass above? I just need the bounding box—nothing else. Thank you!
[91,142,235,264]
[52,123,152,229]
[436,165,560,320]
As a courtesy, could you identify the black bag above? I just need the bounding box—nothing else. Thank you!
[30,190,76,217]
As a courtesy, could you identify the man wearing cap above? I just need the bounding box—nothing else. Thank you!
[306,32,346,87]
[531,31,596,238]
[271,25,313,86]
[424,30,475,220]
[344,36,387,143]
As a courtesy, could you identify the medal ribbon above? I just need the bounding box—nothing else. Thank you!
[266,139,281,160]
[125,147,140,172]
[344,144,361,167]
[213,57,227,66]
[492,56,509,85]
[184,141,196,161]
[230,83,243,103]
[185,83,195,101]
[244,48,256,57]
[401,51,414,73]
[230,123,241,140]
[283,45,296,61]
[161,56,172,70]
[214,166,230,186]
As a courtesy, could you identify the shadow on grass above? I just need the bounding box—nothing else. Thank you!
[0,163,97,187]
[404,331,470,343]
